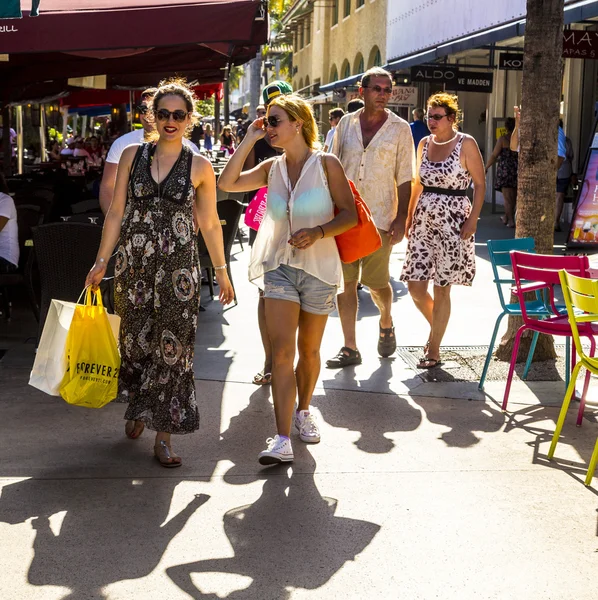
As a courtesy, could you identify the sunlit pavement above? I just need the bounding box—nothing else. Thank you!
[1,206,597,599]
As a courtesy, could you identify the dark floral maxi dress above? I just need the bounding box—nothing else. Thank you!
[114,142,200,434]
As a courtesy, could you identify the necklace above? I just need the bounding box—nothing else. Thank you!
[431,131,459,146]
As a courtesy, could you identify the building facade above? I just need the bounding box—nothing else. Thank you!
[281,0,386,98]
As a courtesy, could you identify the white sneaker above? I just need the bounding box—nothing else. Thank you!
[258,435,294,465]
[294,409,321,444]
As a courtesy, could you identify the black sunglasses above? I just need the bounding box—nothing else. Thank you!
[425,113,448,122]
[264,116,285,128]
[154,108,189,122]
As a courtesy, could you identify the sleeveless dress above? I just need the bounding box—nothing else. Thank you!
[494,145,518,190]
[113,143,200,434]
[400,135,476,287]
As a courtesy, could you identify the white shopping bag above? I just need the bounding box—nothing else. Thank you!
[29,297,120,396]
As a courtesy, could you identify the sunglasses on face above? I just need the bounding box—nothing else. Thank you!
[364,85,392,95]
[154,109,189,122]
[425,113,448,121]
[263,116,285,128]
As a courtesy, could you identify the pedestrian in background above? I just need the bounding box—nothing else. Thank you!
[218,94,357,465]
[347,98,365,113]
[410,108,430,149]
[220,125,236,157]
[327,67,415,368]
[555,119,575,232]
[401,93,485,369]
[203,123,213,153]
[324,108,345,152]
[86,78,234,468]
[485,117,518,228]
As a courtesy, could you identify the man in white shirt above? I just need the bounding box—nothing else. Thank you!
[324,108,344,152]
[327,67,415,367]
[99,87,200,214]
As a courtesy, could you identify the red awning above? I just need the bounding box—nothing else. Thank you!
[0,0,268,54]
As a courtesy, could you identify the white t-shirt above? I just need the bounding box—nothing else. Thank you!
[0,192,19,267]
[324,127,336,150]
[105,129,200,164]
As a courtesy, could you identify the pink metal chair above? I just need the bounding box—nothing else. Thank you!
[502,251,597,412]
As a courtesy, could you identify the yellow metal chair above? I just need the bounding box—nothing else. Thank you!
[548,271,598,486]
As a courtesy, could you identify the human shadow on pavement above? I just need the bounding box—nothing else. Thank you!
[0,472,208,599]
[410,396,504,447]
[166,458,380,599]
[320,360,422,453]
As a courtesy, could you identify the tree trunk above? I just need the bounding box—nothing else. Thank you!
[496,0,564,363]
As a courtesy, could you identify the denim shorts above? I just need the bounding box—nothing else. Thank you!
[263,264,337,315]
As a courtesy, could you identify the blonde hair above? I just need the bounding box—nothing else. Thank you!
[427,92,461,130]
[268,93,319,149]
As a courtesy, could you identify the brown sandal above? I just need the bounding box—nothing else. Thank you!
[154,440,182,468]
[125,420,145,439]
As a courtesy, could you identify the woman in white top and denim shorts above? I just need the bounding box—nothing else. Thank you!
[218,94,357,465]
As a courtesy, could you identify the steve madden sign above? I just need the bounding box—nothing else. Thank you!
[411,66,493,93]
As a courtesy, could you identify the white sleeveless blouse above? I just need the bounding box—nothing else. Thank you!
[248,151,342,288]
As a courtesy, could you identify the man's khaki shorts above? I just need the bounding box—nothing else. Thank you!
[341,229,392,290]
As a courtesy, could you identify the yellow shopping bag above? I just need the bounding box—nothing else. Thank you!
[60,287,121,408]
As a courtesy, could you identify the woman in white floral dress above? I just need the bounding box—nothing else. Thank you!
[86,79,234,467]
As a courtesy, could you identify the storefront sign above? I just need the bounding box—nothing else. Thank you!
[389,86,418,106]
[569,149,598,246]
[499,53,523,70]
[410,66,493,93]
[411,66,458,85]
[452,72,493,93]
[562,30,598,59]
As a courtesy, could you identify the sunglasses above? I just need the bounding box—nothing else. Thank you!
[425,113,448,121]
[263,116,285,128]
[364,85,393,95]
[154,109,189,122]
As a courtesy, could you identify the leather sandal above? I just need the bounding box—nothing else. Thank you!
[154,440,182,468]
[125,420,145,439]
[252,371,272,385]
[326,347,362,368]
[378,323,397,358]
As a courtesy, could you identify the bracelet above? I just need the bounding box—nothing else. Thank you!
[97,257,106,264]
[318,225,325,239]
[214,264,227,271]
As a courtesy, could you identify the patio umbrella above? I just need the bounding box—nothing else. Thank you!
[0,0,268,54]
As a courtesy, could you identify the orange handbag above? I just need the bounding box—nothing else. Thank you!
[334,180,382,263]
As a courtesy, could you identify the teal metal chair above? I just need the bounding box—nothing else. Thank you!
[479,238,570,390]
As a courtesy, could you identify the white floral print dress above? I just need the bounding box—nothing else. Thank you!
[114,143,200,434]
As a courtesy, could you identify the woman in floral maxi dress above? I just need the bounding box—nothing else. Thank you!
[87,79,234,467]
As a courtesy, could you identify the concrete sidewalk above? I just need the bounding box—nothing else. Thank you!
[1,206,597,599]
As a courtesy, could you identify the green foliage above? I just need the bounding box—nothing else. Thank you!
[228,66,245,92]
[196,98,215,117]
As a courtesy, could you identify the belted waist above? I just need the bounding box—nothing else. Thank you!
[422,186,467,197]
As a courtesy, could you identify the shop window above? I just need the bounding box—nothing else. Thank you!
[344,0,351,18]
[356,55,364,75]
[330,65,339,82]
[374,49,381,67]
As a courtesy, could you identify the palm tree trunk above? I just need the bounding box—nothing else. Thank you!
[496,0,564,362]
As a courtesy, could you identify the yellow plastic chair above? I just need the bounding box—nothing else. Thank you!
[548,271,598,486]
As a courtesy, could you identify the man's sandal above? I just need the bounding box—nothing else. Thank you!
[378,324,397,358]
[125,420,145,439]
[417,357,443,369]
[154,441,182,468]
[252,371,272,385]
[326,347,362,368]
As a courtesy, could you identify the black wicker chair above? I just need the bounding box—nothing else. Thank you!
[32,223,113,340]
[0,205,44,320]
[197,199,243,306]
